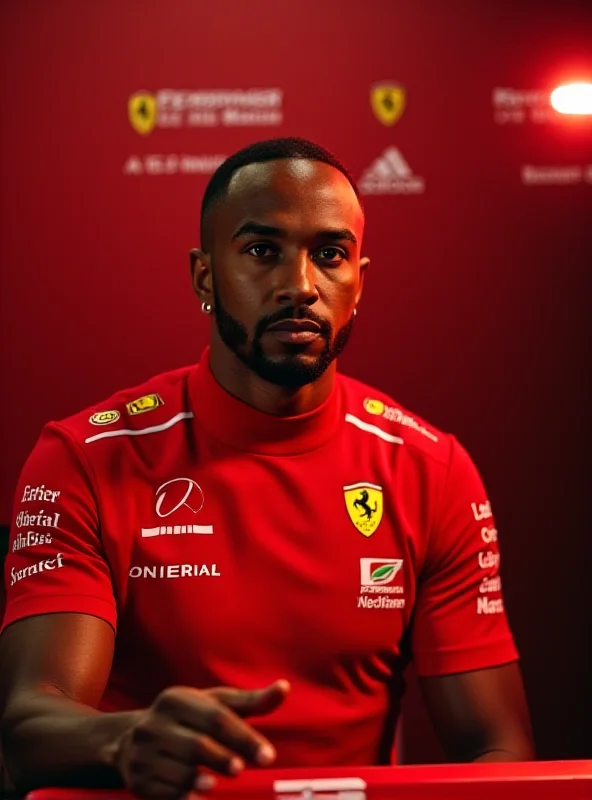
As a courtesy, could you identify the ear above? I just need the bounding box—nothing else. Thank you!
[189,248,213,302]
[355,256,370,306]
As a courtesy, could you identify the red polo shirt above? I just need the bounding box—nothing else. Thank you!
[2,349,517,766]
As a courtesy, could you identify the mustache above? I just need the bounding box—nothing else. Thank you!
[254,306,332,340]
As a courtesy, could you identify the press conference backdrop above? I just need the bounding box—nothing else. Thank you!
[1,0,591,763]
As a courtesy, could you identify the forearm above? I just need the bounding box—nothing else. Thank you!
[1,691,140,791]
[472,745,535,763]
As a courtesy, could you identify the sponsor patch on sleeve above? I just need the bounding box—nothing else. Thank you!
[363,397,438,442]
[89,410,120,426]
[126,393,164,416]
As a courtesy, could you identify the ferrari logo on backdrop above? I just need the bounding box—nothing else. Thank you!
[344,483,384,537]
[370,83,406,126]
[126,394,164,416]
[128,92,157,135]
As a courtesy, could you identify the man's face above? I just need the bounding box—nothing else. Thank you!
[199,158,367,389]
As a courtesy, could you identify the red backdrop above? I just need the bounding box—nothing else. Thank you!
[1,0,591,762]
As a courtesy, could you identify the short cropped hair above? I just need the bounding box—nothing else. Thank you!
[200,137,360,248]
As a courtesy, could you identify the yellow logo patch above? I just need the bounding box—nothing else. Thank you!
[126,393,164,416]
[344,483,383,537]
[128,92,157,135]
[89,410,120,426]
[363,398,385,416]
[370,82,406,126]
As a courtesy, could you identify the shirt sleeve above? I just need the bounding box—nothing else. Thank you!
[411,436,518,676]
[1,423,117,633]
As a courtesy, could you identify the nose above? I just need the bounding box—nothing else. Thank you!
[273,251,319,308]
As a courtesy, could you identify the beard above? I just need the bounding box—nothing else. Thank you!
[212,283,354,389]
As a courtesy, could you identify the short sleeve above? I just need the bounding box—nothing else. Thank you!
[1,423,117,633]
[411,437,518,676]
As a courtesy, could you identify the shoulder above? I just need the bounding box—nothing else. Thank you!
[50,365,194,448]
[337,371,455,469]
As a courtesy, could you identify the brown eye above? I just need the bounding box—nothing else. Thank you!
[245,243,277,259]
[316,247,345,265]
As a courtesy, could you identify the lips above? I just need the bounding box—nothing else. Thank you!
[265,317,323,345]
[266,319,321,333]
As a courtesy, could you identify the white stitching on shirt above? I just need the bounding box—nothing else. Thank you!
[84,411,194,444]
[345,413,404,444]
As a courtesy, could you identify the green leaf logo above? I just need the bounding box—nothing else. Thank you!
[371,564,395,582]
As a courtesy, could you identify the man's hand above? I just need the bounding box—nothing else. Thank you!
[108,680,291,799]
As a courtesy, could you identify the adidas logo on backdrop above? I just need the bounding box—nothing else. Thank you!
[359,147,425,195]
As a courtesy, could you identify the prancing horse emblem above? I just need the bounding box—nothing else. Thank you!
[353,489,378,520]
[344,483,384,537]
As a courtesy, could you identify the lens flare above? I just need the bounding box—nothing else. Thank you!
[550,83,592,115]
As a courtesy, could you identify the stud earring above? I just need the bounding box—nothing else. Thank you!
[201,301,213,315]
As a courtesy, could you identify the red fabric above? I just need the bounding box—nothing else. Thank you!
[2,348,517,767]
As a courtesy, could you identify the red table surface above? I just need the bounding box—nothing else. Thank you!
[25,761,592,800]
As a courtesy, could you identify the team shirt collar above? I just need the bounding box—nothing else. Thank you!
[189,347,342,455]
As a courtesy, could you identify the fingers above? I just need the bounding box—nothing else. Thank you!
[124,724,244,797]
[123,681,290,798]
[155,722,244,775]
[124,753,195,799]
[194,773,217,792]
[154,686,284,767]
[209,679,291,717]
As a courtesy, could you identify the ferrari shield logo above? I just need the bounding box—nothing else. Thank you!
[344,483,383,537]
[370,83,406,126]
[128,92,157,135]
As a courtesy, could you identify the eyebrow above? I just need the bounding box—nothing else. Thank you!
[231,221,358,245]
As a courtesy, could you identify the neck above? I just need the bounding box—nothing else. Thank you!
[208,335,337,417]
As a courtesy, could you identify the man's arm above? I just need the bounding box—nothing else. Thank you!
[0,612,132,789]
[0,613,288,795]
[419,662,534,762]
[0,421,134,789]
[1,425,287,796]
[409,436,534,762]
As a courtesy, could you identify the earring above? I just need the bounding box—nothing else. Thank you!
[353,308,357,317]
[201,301,213,315]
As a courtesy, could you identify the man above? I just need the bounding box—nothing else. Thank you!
[0,137,534,797]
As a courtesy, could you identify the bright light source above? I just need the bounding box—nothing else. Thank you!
[550,82,592,115]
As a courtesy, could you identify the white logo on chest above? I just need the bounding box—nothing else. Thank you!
[156,478,204,517]
[141,478,213,537]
